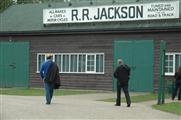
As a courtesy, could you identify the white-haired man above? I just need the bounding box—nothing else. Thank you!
[114,59,131,107]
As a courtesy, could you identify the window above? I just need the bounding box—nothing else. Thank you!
[165,53,181,75]
[55,54,62,72]
[37,53,55,72]
[96,54,104,72]
[62,54,70,72]
[70,55,78,72]
[37,53,104,74]
[37,54,45,72]
[87,55,95,72]
[176,54,181,71]
[78,54,86,72]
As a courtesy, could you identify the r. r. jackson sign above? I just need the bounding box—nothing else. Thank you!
[43,1,179,24]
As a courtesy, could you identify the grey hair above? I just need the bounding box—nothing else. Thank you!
[117,59,123,64]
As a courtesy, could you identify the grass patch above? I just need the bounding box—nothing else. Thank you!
[152,102,181,115]
[0,88,100,96]
[99,93,161,103]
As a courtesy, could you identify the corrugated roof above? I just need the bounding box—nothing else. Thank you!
[0,0,181,34]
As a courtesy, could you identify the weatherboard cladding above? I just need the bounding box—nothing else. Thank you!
[0,31,180,90]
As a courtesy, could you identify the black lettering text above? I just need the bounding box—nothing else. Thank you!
[114,7,121,19]
[136,6,143,18]
[108,7,114,19]
[72,9,78,21]
[121,7,127,18]
[82,9,89,20]
[129,6,135,18]
[100,8,108,20]
[94,8,100,20]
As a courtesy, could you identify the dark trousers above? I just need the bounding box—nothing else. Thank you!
[172,80,181,100]
[44,82,54,104]
[116,82,131,105]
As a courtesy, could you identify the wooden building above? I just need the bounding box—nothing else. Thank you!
[0,0,181,91]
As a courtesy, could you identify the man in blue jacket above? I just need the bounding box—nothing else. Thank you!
[40,54,60,104]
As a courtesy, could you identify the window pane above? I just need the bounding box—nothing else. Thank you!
[165,61,169,67]
[169,68,173,72]
[169,55,173,60]
[87,55,95,72]
[55,55,61,72]
[165,67,169,73]
[96,54,104,72]
[70,55,78,72]
[38,55,45,71]
[62,55,69,72]
[78,55,86,72]
[169,61,173,66]
[165,55,168,60]
[87,66,90,71]
[165,54,174,74]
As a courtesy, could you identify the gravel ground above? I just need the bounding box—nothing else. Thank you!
[0,93,180,120]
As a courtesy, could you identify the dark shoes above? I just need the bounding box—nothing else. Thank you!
[115,104,120,106]
[46,102,51,105]
[115,104,130,107]
[172,97,174,100]
[172,97,181,100]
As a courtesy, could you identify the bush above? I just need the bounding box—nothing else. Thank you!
[0,0,13,12]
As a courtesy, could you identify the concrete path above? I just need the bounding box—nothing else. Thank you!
[0,93,180,120]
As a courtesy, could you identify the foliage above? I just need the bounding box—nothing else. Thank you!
[0,0,12,12]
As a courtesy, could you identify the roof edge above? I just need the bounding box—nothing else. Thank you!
[0,26,181,36]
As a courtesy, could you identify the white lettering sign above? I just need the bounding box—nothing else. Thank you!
[43,1,179,24]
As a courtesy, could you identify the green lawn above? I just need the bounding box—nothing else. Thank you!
[99,93,162,103]
[152,102,181,115]
[0,88,100,96]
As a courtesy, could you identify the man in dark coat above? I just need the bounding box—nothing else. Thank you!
[114,59,131,107]
[40,54,60,104]
[172,67,181,100]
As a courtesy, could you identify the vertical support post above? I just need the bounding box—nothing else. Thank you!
[158,40,166,105]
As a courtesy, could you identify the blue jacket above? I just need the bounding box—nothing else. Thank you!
[40,60,53,80]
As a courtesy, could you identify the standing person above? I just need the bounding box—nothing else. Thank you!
[114,59,131,107]
[172,67,181,100]
[40,54,60,104]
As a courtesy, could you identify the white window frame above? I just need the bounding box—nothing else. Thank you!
[165,52,181,76]
[86,54,96,73]
[37,53,104,74]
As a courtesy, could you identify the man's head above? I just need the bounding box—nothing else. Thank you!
[117,59,123,65]
[46,54,53,60]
